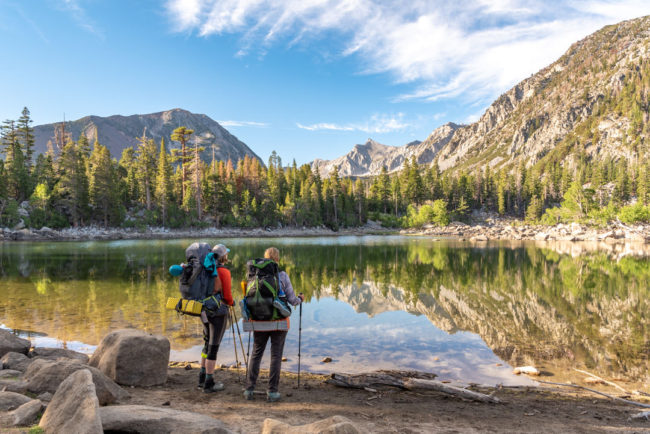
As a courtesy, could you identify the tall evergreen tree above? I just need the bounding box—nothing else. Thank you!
[136,134,158,211]
[89,143,118,227]
[17,107,35,172]
[170,126,194,205]
[155,138,174,226]
[53,141,89,227]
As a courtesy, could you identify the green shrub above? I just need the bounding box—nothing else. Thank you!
[0,199,20,227]
[618,202,650,224]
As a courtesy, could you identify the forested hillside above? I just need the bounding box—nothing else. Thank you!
[1,17,649,230]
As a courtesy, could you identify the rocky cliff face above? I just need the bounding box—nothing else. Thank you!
[312,122,460,177]
[435,15,650,172]
[33,108,262,164]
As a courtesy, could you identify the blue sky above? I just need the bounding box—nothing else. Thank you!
[1,1,648,164]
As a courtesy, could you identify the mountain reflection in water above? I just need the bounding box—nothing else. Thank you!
[0,237,647,386]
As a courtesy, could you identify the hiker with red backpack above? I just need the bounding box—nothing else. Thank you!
[242,247,303,402]
[198,243,234,393]
[169,242,234,392]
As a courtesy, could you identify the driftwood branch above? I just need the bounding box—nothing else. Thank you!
[537,380,650,409]
[573,368,629,393]
[326,372,499,403]
[402,378,501,403]
[630,410,650,421]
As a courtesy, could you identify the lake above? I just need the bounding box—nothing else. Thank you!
[0,236,648,387]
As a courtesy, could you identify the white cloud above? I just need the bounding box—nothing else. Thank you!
[61,0,104,39]
[165,0,650,104]
[297,113,410,133]
[217,120,269,127]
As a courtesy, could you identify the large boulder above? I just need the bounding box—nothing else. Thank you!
[0,391,32,412]
[24,358,128,405]
[0,399,43,428]
[32,347,90,363]
[0,352,32,372]
[0,330,30,358]
[39,369,102,434]
[262,415,365,434]
[0,369,22,379]
[99,405,233,433]
[89,329,170,386]
[0,380,28,394]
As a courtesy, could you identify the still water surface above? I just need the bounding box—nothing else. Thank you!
[0,236,647,386]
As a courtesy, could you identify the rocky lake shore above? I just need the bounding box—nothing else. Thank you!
[2,217,650,245]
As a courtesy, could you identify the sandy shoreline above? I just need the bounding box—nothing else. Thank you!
[128,365,650,433]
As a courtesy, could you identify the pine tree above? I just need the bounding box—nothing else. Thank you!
[53,140,89,227]
[89,143,118,227]
[136,134,158,211]
[17,107,35,172]
[155,138,174,226]
[170,126,194,206]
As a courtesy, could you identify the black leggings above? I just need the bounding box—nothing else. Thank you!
[201,312,228,361]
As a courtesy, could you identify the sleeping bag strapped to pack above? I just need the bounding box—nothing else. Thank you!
[179,242,213,301]
[244,258,287,321]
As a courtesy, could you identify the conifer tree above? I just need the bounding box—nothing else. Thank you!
[17,107,35,172]
[53,140,89,227]
[155,138,174,226]
[89,143,118,227]
[136,134,158,211]
[170,126,194,205]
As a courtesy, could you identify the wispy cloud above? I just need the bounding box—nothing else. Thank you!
[165,0,650,105]
[14,4,49,44]
[217,120,269,127]
[60,0,104,40]
[297,113,410,134]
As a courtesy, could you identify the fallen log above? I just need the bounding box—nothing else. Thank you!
[573,368,629,394]
[537,380,650,409]
[326,372,500,403]
[630,410,650,421]
[326,373,407,390]
[403,378,501,403]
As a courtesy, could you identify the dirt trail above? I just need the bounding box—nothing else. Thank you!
[124,366,650,433]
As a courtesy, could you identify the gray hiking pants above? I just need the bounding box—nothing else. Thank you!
[246,330,287,393]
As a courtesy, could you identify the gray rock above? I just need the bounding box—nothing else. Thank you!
[0,399,43,428]
[262,415,365,434]
[39,369,102,434]
[0,370,22,379]
[12,220,25,230]
[32,347,90,363]
[534,232,549,241]
[0,352,32,373]
[89,329,170,387]
[0,391,32,412]
[470,234,488,242]
[99,405,234,434]
[0,380,28,394]
[36,392,53,402]
[0,330,30,358]
[25,358,128,405]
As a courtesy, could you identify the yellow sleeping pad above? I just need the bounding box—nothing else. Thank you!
[166,297,203,316]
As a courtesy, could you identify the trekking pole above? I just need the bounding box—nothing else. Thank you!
[232,307,248,366]
[246,331,251,381]
[230,308,242,383]
[297,300,303,389]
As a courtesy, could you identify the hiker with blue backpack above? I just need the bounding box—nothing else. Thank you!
[199,243,234,393]
[169,242,234,393]
[242,247,303,402]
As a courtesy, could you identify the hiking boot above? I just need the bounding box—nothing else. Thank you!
[203,377,224,393]
[197,371,206,389]
[243,389,254,400]
[266,391,281,402]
